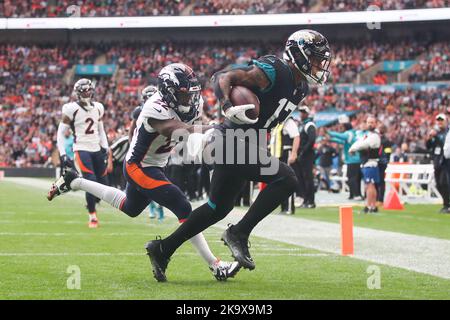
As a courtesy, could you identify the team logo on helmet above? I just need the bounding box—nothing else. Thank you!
[73,78,95,105]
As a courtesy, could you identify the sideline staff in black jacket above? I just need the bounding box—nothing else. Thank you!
[427,113,450,213]
[296,106,317,208]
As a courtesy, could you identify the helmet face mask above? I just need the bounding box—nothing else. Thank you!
[158,63,201,121]
[285,29,331,86]
[74,78,94,105]
[175,87,201,112]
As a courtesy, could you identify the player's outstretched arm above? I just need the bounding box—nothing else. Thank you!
[213,66,270,108]
[213,66,270,124]
[57,115,74,168]
[147,118,213,138]
[128,119,136,143]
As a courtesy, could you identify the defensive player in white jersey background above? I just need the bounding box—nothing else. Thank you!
[130,85,165,220]
[48,64,240,281]
[55,78,110,228]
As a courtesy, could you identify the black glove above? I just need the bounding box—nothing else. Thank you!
[60,155,74,169]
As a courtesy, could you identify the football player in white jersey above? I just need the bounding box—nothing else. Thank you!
[54,78,110,228]
[47,64,241,281]
[130,85,165,220]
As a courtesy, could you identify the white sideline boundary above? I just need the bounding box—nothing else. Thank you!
[2,177,450,280]
[0,252,330,257]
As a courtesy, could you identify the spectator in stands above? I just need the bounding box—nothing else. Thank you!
[296,106,317,209]
[2,0,446,17]
[1,41,449,170]
[392,143,410,163]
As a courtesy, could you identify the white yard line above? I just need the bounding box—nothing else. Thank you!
[212,208,450,279]
[0,232,162,236]
[0,252,329,257]
[3,177,450,279]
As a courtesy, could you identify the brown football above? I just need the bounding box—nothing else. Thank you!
[229,86,260,120]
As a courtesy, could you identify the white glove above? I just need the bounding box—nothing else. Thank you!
[186,129,218,161]
[224,104,258,125]
[186,132,205,159]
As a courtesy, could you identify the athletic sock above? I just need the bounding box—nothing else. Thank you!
[71,178,126,210]
[188,232,217,265]
[162,202,220,257]
[89,213,97,221]
[233,178,293,236]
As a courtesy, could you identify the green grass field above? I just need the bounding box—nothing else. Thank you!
[293,204,450,240]
[1,180,450,300]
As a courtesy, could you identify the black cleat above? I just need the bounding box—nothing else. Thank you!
[439,207,450,214]
[221,225,255,270]
[368,207,379,214]
[47,169,79,201]
[145,238,170,282]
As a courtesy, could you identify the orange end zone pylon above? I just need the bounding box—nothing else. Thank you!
[383,188,404,210]
[339,206,354,256]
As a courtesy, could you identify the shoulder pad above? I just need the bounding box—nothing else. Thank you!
[140,98,172,121]
[62,102,78,120]
[305,122,317,131]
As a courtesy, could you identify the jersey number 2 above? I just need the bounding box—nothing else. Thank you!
[156,137,173,154]
[85,118,95,134]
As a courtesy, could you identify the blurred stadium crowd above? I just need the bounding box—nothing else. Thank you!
[1,0,448,17]
[0,38,449,168]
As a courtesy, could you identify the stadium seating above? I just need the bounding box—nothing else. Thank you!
[0,38,449,168]
[1,0,447,17]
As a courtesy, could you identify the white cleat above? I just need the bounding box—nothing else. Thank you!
[209,259,241,281]
[88,218,99,228]
[47,170,79,201]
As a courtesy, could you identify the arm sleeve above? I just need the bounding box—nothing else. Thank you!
[98,121,109,150]
[57,122,70,156]
[329,130,355,144]
[349,138,369,153]
[283,118,300,138]
[349,133,380,152]
[97,103,105,118]
[328,130,346,140]
[330,137,345,145]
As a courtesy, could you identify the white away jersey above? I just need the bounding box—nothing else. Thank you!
[62,101,105,152]
[126,92,201,168]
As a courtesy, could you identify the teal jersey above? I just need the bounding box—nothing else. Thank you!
[223,55,309,130]
[64,135,74,160]
[328,129,360,164]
